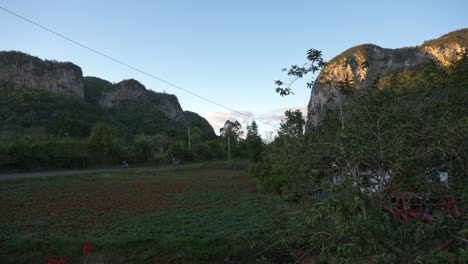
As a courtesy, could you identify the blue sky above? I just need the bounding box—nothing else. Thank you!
[1,0,467,136]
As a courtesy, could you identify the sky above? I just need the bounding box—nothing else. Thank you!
[1,0,467,137]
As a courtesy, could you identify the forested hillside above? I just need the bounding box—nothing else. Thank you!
[0,51,220,170]
[251,51,468,262]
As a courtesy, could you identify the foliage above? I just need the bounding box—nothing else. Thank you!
[83,76,111,105]
[132,136,153,162]
[254,110,306,197]
[245,120,263,161]
[274,49,327,96]
[219,120,243,141]
[0,68,224,170]
[255,52,468,261]
[46,109,91,137]
[165,141,193,162]
[278,110,305,140]
[421,28,468,48]
[0,84,100,137]
[0,80,217,168]
[88,122,116,156]
[0,136,96,169]
[191,139,226,161]
[218,120,249,160]
[107,101,183,138]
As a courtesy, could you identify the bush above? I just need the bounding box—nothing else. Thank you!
[35,140,92,168]
[165,142,193,163]
[6,137,37,169]
[132,137,153,162]
[1,137,95,170]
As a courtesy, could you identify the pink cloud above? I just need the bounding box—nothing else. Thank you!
[203,105,307,135]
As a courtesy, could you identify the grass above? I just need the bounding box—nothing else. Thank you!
[0,165,280,263]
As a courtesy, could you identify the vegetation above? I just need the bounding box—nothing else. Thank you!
[251,53,468,262]
[0,81,221,171]
[421,28,468,48]
[83,76,111,105]
[0,165,280,263]
[1,32,467,263]
[245,121,263,162]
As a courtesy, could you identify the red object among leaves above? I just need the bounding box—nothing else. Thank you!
[384,192,434,223]
[47,258,65,264]
[83,243,90,254]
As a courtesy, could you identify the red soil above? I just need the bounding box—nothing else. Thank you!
[1,175,257,226]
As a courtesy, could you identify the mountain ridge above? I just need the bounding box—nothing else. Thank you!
[0,51,215,138]
[308,28,468,125]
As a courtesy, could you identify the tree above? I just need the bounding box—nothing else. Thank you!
[274,49,326,97]
[190,123,202,145]
[251,110,307,196]
[283,56,468,262]
[88,122,115,156]
[277,109,305,140]
[46,109,90,137]
[133,136,153,162]
[219,120,243,141]
[256,51,468,262]
[245,120,263,161]
[219,120,244,160]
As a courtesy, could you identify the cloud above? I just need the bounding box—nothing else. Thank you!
[203,105,308,135]
[203,110,255,133]
[257,105,308,123]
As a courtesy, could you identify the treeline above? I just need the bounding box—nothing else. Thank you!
[0,79,236,171]
[249,55,468,262]
[0,83,196,139]
[0,119,265,171]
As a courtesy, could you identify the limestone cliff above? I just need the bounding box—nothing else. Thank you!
[100,79,148,107]
[100,79,187,124]
[0,51,216,137]
[0,51,84,98]
[308,28,468,125]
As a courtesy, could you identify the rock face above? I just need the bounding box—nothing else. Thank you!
[0,51,84,98]
[100,79,187,123]
[308,28,468,125]
[100,79,215,136]
[100,79,148,107]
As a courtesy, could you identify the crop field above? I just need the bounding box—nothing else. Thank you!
[0,165,279,263]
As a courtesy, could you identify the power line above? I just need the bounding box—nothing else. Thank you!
[0,5,277,128]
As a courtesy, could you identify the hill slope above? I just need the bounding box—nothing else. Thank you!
[308,28,468,125]
[0,51,215,139]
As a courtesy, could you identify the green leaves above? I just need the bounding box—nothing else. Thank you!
[275,87,293,97]
[88,122,116,155]
[275,48,328,96]
[262,51,468,263]
[246,121,263,162]
[219,120,243,141]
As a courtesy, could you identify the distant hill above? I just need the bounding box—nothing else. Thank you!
[0,51,216,139]
[308,28,468,125]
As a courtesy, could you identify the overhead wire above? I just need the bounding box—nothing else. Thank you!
[0,5,278,128]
